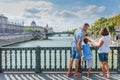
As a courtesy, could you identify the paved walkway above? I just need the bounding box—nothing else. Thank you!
[0,72,120,80]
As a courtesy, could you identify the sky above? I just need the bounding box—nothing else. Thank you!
[0,0,120,31]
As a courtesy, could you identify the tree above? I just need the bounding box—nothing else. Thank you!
[90,14,120,37]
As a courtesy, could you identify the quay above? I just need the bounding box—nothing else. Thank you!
[0,34,34,47]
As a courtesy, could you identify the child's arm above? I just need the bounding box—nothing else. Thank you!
[90,43,94,47]
[87,39,94,47]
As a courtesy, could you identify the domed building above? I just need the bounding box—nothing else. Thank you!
[25,21,46,34]
[31,20,36,26]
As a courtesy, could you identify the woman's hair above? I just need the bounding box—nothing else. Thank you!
[100,27,109,36]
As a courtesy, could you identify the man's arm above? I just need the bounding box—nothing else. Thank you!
[77,40,82,57]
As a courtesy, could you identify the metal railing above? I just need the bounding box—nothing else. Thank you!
[0,47,120,73]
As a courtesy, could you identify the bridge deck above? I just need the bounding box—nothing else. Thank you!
[0,72,119,80]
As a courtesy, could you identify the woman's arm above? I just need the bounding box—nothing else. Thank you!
[94,40,104,48]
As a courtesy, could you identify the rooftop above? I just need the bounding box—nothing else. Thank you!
[0,14,8,19]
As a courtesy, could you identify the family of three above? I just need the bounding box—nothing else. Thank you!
[66,23,111,78]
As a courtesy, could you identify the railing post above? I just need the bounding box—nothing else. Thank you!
[95,49,98,71]
[0,48,2,73]
[117,46,120,73]
[35,46,41,73]
[79,59,82,73]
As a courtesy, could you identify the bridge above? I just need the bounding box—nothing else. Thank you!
[46,32,74,37]
[0,46,120,79]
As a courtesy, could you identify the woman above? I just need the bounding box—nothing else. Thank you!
[93,27,111,78]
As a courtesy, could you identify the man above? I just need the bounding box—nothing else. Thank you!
[66,23,90,77]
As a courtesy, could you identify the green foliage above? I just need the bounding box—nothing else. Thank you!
[24,29,41,33]
[90,14,120,36]
[71,28,77,33]
[44,28,48,33]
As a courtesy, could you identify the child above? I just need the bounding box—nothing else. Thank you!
[82,38,93,77]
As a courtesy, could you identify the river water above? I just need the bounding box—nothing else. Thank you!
[8,34,73,47]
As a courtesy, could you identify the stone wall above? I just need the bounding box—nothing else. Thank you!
[0,34,33,47]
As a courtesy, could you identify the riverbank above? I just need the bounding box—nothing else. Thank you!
[0,34,34,47]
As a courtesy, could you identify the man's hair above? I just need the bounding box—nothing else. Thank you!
[100,27,109,36]
[84,23,90,27]
[84,38,89,44]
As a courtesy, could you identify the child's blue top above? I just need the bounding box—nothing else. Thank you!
[82,44,93,59]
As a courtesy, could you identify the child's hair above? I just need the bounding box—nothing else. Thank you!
[84,38,89,44]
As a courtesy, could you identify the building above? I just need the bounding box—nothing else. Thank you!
[0,14,24,35]
[0,14,8,24]
[45,24,54,33]
[116,27,120,40]
[31,21,36,26]
[24,21,46,34]
[0,14,53,36]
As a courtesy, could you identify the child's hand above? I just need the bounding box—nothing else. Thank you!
[90,42,94,47]
[92,45,98,48]
[91,43,94,47]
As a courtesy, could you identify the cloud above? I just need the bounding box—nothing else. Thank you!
[56,10,77,18]
[0,0,19,3]
[24,0,42,2]
[97,6,106,13]
[23,14,41,19]
[76,5,105,18]
[0,0,42,3]
[25,8,40,14]
[0,0,106,31]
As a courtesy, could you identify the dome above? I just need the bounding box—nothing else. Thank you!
[31,20,36,26]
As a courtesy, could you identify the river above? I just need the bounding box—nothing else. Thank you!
[8,34,73,47]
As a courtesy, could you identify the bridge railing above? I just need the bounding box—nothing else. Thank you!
[0,46,120,73]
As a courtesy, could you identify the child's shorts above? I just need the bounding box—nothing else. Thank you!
[83,57,93,68]
[70,47,80,60]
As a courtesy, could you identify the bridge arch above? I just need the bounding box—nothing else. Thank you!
[46,32,74,39]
